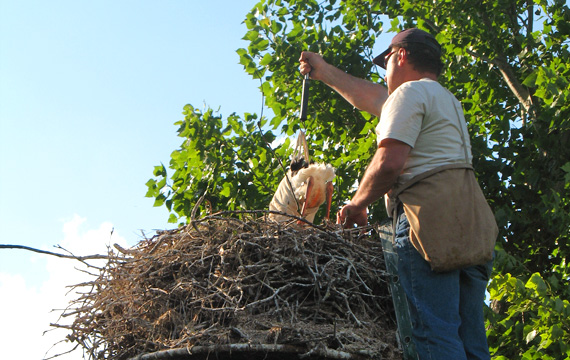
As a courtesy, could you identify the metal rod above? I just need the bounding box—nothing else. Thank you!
[299,73,310,120]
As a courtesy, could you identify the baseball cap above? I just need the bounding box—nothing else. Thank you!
[373,28,441,69]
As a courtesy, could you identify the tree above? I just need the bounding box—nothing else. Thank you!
[146,0,570,358]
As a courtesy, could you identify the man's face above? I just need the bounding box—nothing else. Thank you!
[384,47,406,94]
[384,47,398,94]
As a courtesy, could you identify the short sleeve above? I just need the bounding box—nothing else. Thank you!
[376,83,427,148]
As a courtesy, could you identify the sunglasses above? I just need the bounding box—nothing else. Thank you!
[384,49,397,65]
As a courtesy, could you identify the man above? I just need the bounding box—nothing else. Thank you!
[299,28,493,359]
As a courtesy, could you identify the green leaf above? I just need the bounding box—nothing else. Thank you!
[243,30,259,41]
[522,71,538,87]
[167,213,178,224]
[153,164,166,177]
[153,194,166,207]
[145,179,157,197]
[259,53,273,66]
[526,273,548,297]
[220,183,231,197]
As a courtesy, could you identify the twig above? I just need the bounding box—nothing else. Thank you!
[0,244,108,261]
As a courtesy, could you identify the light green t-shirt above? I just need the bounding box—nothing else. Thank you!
[376,78,473,186]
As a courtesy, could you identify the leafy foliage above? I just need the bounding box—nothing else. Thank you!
[487,269,570,359]
[147,0,390,224]
[146,0,570,357]
[145,105,284,224]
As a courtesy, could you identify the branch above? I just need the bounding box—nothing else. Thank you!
[470,6,535,123]
[0,244,109,261]
[126,343,372,360]
[527,0,534,40]
[466,49,534,121]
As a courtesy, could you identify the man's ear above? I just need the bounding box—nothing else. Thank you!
[397,48,408,66]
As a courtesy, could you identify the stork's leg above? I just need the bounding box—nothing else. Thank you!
[324,181,334,220]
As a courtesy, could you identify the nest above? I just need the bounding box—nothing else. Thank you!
[55,212,401,360]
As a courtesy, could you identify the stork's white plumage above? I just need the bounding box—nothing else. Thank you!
[269,132,335,224]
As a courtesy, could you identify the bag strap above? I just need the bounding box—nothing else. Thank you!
[446,90,470,163]
[392,205,399,244]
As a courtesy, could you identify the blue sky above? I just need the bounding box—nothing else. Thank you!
[0,1,265,358]
[0,1,263,278]
[0,1,391,358]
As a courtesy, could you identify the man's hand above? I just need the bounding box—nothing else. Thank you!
[299,51,329,81]
[336,202,368,228]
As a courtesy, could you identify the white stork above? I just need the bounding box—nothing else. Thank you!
[268,132,335,224]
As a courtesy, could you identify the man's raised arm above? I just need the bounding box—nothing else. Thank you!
[299,51,388,118]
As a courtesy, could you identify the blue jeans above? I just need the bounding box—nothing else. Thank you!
[394,208,493,360]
